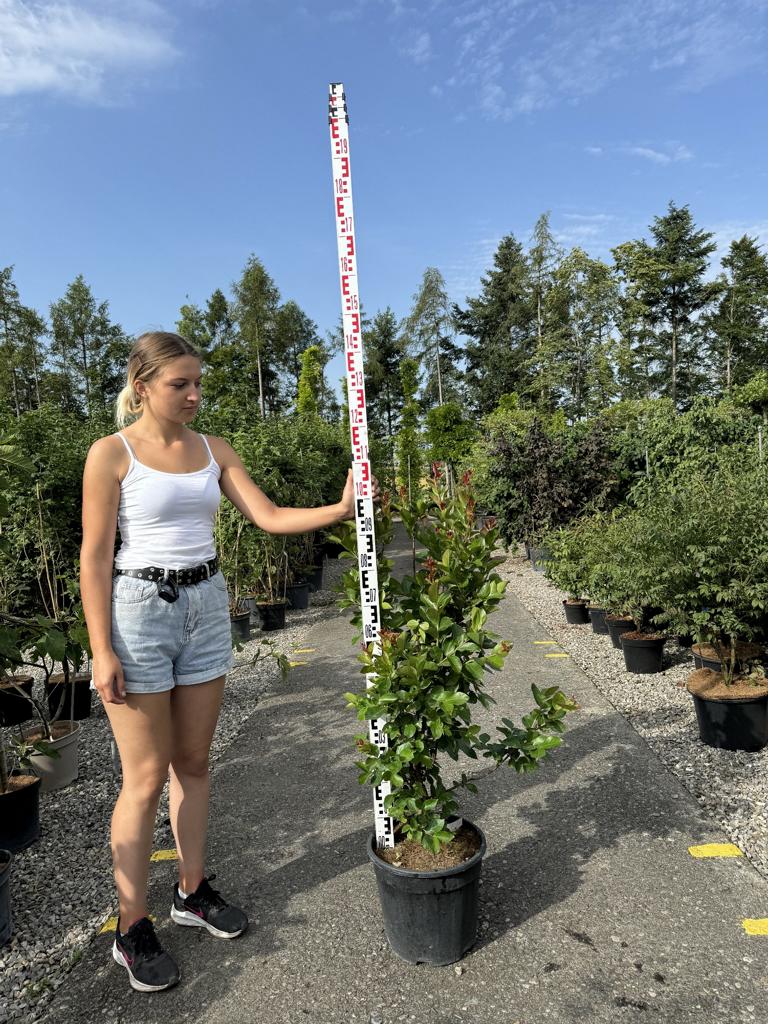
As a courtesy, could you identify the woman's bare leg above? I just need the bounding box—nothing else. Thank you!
[168,676,226,893]
[104,692,173,928]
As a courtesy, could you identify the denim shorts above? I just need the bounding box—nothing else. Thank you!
[111,571,234,693]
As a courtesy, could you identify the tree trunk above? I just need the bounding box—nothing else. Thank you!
[256,347,265,419]
[80,333,91,419]
[435,333,444,407]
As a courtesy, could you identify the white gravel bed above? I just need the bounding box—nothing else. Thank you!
[498,550,768,881]
[0,559,346,1024]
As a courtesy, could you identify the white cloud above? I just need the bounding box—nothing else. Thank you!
[400,29,432,64]
[0,0,178,101]
[585,146,604,156]
[624,142,694,164]
[425,0,767,120]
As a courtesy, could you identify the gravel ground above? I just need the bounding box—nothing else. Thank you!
[0,559,346,1024]
[498,548,768,881]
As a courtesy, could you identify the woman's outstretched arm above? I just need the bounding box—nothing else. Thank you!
[208,436,371,535]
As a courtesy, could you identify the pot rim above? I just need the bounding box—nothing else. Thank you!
[689,688,768,705]
[22,721,81,743]
[367,819,486,880]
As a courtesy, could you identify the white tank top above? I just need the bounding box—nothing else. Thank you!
[113,432,222,569]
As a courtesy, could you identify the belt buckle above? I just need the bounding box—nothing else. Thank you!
[157,568,179,604]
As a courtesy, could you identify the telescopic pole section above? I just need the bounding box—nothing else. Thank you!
[328,83,394,849]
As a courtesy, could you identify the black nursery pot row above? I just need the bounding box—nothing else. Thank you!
[558,600,768,754]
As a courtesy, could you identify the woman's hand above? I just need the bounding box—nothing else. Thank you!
[92,650,127,705]
[338,468,381,521]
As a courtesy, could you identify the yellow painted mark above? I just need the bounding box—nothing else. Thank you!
[293,648,316,654]
[100,914,156,935]
[545,653,570,659]
[533,641,558,645]
[743,919,768,935]
[288,661,307,668]
[150,849,178,862]
[689,843,744,859]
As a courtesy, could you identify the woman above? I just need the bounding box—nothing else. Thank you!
[81,331,368,993]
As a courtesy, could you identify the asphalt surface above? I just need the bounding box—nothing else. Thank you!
[39,528,768,1024]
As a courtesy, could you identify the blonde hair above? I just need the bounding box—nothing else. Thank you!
[115,331,201,427]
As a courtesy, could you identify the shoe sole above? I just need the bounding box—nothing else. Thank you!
[112,941,180,992]
[170,904,246,938]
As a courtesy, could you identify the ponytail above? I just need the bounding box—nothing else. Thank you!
[115,383,142,428]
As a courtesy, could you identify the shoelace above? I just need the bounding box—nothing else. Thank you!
[126,918,163,961]
[193,874,227,912]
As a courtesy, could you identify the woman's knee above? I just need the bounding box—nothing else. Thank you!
[170,749,210,780]
[120,765,169,806]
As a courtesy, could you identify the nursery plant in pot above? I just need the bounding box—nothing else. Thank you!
[543,525,591,625]
[216,511,252,642]
[12,614,81,792]
[606,510,669,672]
[0,617,47,853]
[649,459,768,750]
[337,475,576,965]
[253,536,289,632]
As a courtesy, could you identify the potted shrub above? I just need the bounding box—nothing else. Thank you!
[216,511,252,642]
[646,459,768,749]
[0,618,45,852]
[336,476,576,965]
[12,614,81,792]
[253,536,289,632]
[543,525,591,624]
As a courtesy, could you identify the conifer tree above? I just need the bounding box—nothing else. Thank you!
[402,268,462,409]
[708,235,768,389]
[453,234,536,415]
[49,274,130,418]
[643,203,720,408]
[364,307,404,437]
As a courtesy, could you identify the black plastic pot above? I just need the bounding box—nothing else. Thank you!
[692,644,764,673]
[367,820,486,966]
[606,616,636,650]
[677,633,694,649]
[304,565,324,592]
[46,673,92,721]
[563,600,590,625]
[588,607,609,635]
[621,635,665,674]
[287,583,310,610]
[0,850,11,948]
[0,676,34,727]
[255,602,287,631]
[0,774,41,854]
[692,691,768,752]
[230,612,251,643]
[322,538,344,560]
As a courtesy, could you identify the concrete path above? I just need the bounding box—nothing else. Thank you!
[42,528,768,1024]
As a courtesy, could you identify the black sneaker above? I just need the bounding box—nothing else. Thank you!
[170,874,248,938]
[112,916,180,992]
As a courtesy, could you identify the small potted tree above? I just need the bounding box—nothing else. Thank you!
[673,463,768,750]
[336,474,576,965]
[253,535,289,631]
[543,524,591,624]
[0,616,46,853]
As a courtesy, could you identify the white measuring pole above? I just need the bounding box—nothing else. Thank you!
[328,83,394,849]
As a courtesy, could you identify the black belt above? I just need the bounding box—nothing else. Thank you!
[114,558,220,603]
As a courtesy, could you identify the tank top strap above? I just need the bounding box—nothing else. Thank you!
[115,432,136,464]
[198,433,215,465]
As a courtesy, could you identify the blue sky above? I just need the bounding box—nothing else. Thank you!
[2,0,767,387]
